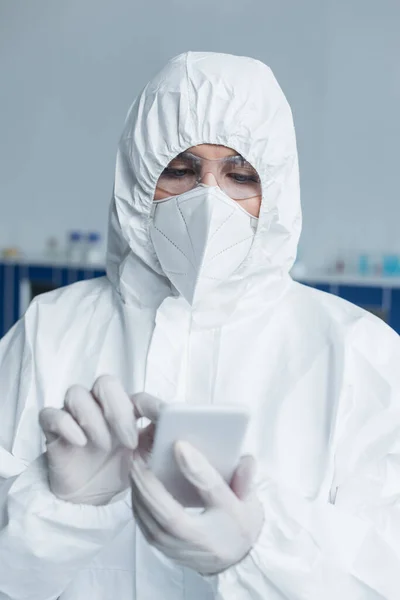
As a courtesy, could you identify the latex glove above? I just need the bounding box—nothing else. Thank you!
[130,441,264,576]
[39,375,140,505]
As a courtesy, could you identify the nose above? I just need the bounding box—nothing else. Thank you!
[201,171,219,187]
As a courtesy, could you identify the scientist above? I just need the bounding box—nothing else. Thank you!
[1,52,400,600]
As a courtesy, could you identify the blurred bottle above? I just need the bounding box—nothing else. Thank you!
[333,257,345,274]
[2,247,21,260]
[67,231,84,264]
[358,254,370,276]
[382,254,399,277]
[332,248,355,275]
[370,253,383,276]
[84,232,103,265]
[44,237,60,261]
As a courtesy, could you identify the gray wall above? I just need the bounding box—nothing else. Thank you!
[316,0,400,268]
[0,0,398,270]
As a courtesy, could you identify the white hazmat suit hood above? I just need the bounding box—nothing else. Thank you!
[107,51,301,323]
[1,51,400,600]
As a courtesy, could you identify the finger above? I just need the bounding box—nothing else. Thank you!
[133,501,201,564]
[131,489,180,551]
[133,499,210,570]
[130,453,192,537]
[39,407,87,446]
[229,455,256,500]
[174,441,240,512]
[92,375,137,450]
[131,474,196,545]
[132,392,165,422]
[64,385,113,450]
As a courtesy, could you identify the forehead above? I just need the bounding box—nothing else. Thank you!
[186,144,239,160]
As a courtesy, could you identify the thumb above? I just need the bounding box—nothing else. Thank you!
[230,455,256,500]
[131,392,165,422]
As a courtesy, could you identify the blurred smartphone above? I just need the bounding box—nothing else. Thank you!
[150,404,250,507]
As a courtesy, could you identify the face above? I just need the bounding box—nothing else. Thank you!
[154,144,262,217]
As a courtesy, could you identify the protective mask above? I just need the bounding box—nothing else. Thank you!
[150,186,258,305]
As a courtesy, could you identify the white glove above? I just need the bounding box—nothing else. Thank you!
[39,375,142,505]
[130,440,264,576]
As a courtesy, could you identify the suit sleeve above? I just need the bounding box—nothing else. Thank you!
[0,312,131,600]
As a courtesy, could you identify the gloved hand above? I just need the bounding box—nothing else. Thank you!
[39,375,145,506]
[130,440,264,576]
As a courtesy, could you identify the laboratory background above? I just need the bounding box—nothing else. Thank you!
[1,0,399,337]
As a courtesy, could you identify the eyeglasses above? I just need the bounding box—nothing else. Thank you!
[155,151,262,201]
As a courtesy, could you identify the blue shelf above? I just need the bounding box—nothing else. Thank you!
[0,262,106,338]
[337,285,384,307]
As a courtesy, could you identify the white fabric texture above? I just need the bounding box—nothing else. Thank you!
[0,50,400,599]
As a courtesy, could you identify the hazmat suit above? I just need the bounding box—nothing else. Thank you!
[1,51,400,599]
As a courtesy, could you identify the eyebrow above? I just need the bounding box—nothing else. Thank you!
[175,151,252,167]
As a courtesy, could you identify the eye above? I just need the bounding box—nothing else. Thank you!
[161,167,195,179]
[228,172,260,184]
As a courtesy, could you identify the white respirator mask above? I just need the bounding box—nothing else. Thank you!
[150,185,258,305]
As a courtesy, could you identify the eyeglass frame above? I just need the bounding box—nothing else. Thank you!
[154,150,262,201]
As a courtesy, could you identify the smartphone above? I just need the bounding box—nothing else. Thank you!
[149,403,250,507]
